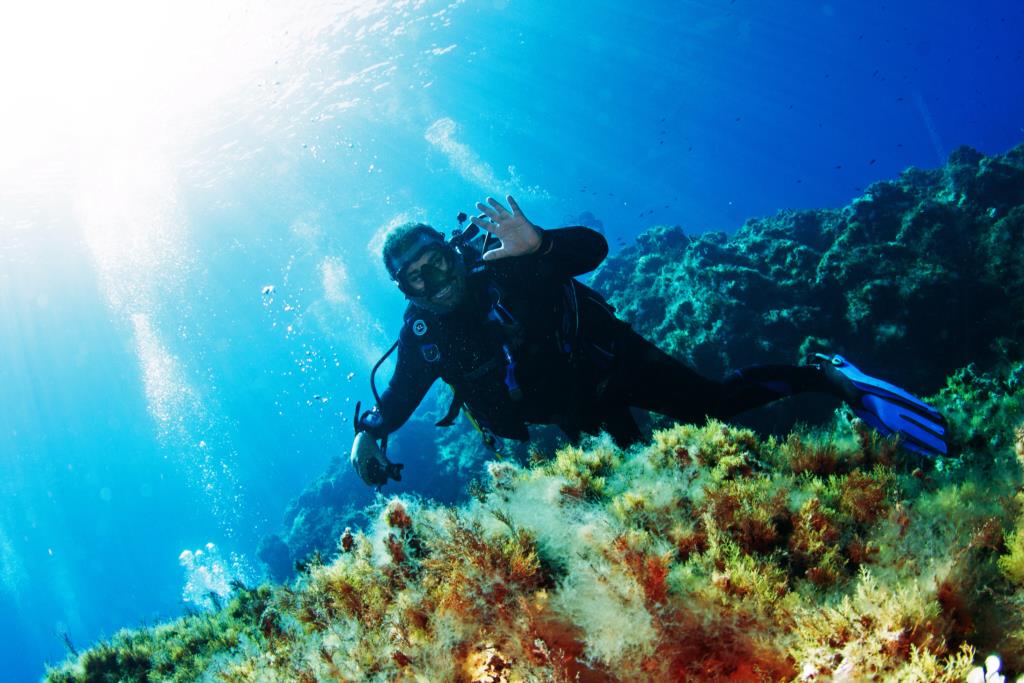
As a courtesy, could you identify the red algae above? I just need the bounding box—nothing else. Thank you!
[838,469,891,526]
[386,500,413,530]
[45,146,1024,682]
[46,391,1023,682]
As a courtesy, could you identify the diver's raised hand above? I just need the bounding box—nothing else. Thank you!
[472,195,542,261]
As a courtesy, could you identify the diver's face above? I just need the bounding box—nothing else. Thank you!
[400,247,460,306]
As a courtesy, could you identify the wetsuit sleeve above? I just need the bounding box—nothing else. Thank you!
[371,339,439,437]
[527,226,609,277]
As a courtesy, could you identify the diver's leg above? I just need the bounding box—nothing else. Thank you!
[557,401,643,449]
[720,363,835,415]
[609,329,832,423]
[599,405,645,448]
[557,422,584,445]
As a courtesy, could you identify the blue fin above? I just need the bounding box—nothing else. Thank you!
[819,354,948,457]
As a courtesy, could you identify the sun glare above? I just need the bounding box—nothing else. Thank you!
[0,0,288,190]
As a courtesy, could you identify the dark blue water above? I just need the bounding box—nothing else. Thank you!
[2,1,1022,679]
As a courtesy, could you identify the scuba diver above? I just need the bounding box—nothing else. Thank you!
[350,195,947,488]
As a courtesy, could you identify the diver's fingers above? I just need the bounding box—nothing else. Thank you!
[486,196,511,219]
[471,213,498,232]
[506,194,523,216]
[476,201,500,221]
[481,245,511,261]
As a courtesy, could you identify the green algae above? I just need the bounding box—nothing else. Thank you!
[259,143,1024,576]
[46,586,272,682]
[44,361,1024,680]
[46,144,1024,681]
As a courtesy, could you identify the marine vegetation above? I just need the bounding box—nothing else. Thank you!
[257,456,367,583]
[45,359,1024,681]
[262,144,1024,571]
[46,144,1024,680]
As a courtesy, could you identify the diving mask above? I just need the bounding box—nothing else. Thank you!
[397,246,457,298]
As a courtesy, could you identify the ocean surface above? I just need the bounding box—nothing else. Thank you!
[1,0,1022,679]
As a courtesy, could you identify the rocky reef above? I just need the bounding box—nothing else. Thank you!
[257,457,366,583]
[48,143,1024,681]
[591,144,1024,389]
[45,360,1024,681]
[262,143,1024,574]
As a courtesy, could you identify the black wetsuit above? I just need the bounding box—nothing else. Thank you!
[370,226,831,447]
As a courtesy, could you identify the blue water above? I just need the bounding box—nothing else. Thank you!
[2,1,1022,679]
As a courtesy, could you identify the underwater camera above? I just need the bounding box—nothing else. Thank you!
[448,210,493,263]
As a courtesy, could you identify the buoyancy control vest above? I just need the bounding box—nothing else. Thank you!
[370,226,627,448]
[397,273,626,445]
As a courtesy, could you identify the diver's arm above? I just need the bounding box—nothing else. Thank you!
[472,195,542,259]
[529,225,609,276]
[471,194,609,276]
[363,343,437,437]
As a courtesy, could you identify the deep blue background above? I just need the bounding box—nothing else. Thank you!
[2,1,1022,679]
